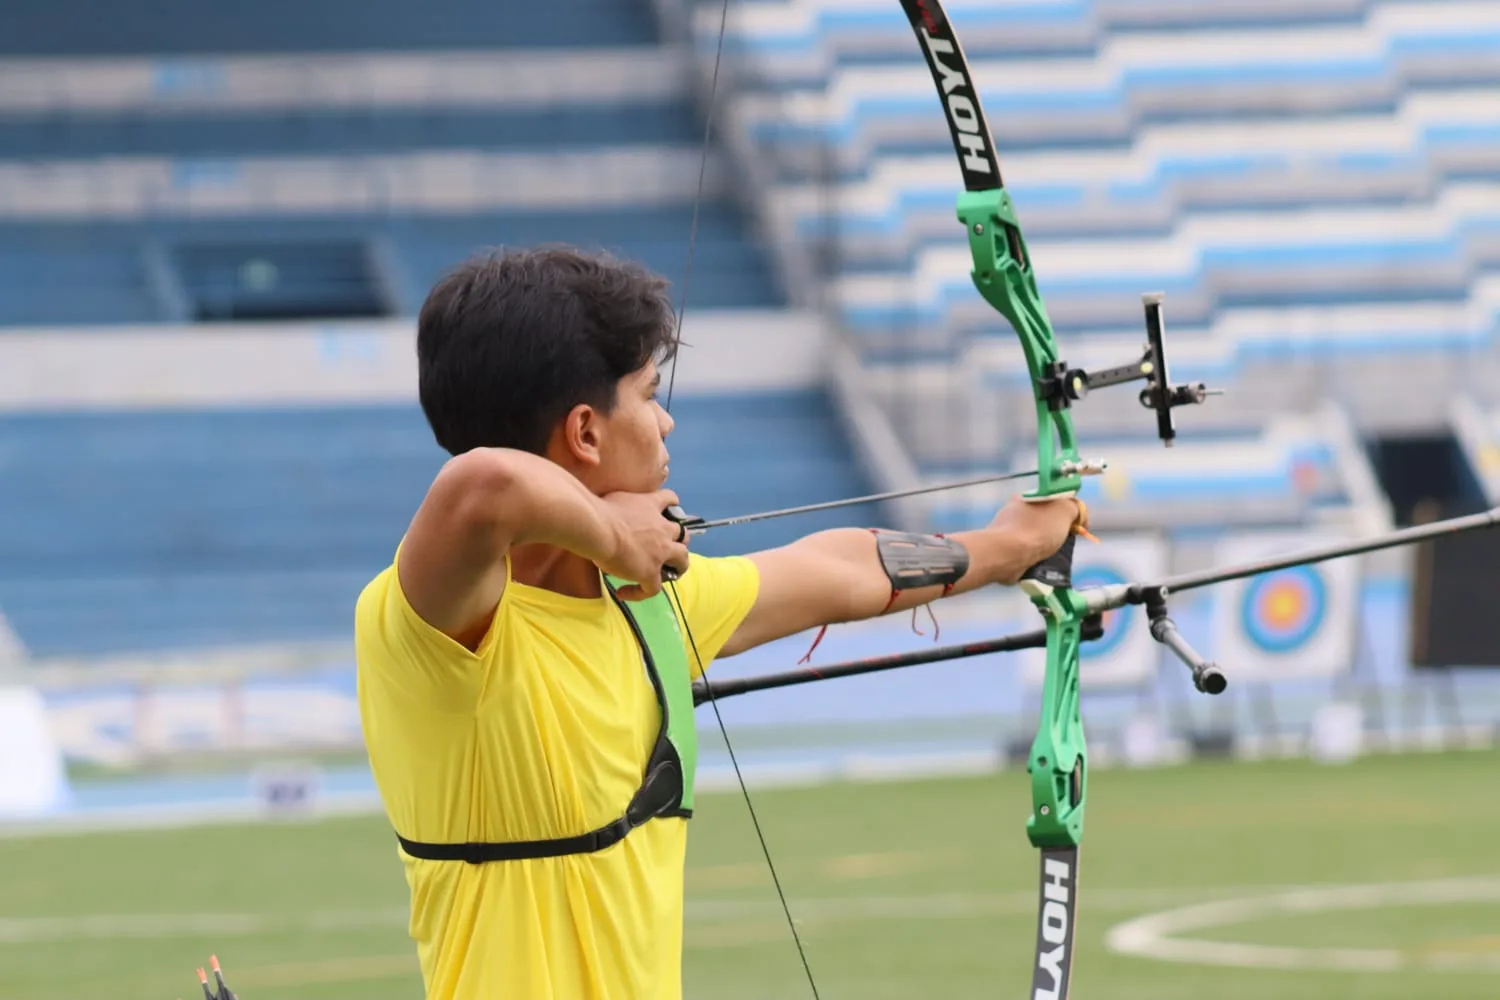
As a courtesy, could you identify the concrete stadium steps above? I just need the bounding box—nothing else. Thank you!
[1,0,668,55]
[715,0,1500,368]
[700,0,1377,83]
[918,413,1356,536]
[0,103,707,160]
[0,205,783,326]
[0,238,163,325]
[830,182,1500,337]
[0,15,789,330]
[0,145,733,225]
[725,1,1500,170]
[385,206,782,314]
[0,571,378,658]
[0,391,872,657]
[766,90,1500,258]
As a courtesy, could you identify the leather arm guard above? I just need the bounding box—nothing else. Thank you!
[874,531,971,591]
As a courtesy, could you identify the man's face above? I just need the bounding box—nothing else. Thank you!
[590,359,675,494]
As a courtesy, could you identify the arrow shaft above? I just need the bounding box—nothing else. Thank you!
[692,469,1038,534]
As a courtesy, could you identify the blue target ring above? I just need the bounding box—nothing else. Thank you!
[1240,566,1327,653]
[1075,566,1131,658]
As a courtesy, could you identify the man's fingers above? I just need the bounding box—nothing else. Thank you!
[663,543,690,578]
[615,580,659,601]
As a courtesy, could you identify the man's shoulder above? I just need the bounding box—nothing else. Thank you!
[353,561,399,630]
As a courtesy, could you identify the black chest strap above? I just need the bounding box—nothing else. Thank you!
[395,584,687,865]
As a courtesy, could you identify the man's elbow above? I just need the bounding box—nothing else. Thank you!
[429,448,523,549]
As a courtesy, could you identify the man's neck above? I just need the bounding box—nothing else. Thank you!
[508,543,604,599]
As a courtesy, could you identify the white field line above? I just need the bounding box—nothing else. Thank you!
[0,884,1399,945]
[9,736,1496,839]
[0,753,1005,839]
[1105,875,1500,973]
[0,791,386,839]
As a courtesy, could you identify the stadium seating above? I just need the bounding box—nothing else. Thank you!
[0,0,817,656]
[0,391,873,657]
[705,0,1378,81]
[0,207,781,325]
[0,105,705,160]
[835,182,1500,336]
[710,0,1500,366]
[1,0,667,54]
[769,90,1500,252]
[0,5,786,327]
[7,0,1489,656]
[0,230,163,325]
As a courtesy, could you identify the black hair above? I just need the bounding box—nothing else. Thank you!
[416,245,678,456]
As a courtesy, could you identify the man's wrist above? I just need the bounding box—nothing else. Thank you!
[580,493,628,569]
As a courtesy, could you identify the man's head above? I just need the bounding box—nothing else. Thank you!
[417,246,679,494]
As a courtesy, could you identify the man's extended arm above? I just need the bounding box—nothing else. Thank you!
[718,497,1082,658]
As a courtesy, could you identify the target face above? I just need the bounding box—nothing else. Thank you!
[1239,566,1327,653]
[1075,565,1131,658]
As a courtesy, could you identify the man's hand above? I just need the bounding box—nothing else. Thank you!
[598,489,692,600]
[986,495,1086,585]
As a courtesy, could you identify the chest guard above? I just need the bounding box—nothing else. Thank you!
[394,576,698,864]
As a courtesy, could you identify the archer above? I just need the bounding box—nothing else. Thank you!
[353,245,1084,1000]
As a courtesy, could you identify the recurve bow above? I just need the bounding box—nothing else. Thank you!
[894,1,1217,994]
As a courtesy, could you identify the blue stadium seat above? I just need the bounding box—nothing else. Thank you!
[0,0,666,54]
[0,391,874,656]
[0,232,161,325]
[0,206,785,326]
[0,104,704,159]
[172,240,391,321]
[716,1,1500,348]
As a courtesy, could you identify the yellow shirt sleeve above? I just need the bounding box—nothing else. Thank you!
[354,558,485,713]
[667,552,760,677]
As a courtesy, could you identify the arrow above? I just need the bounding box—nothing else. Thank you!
[678,468,1043,535]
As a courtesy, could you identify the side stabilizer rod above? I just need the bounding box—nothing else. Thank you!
[692,615,1106,706]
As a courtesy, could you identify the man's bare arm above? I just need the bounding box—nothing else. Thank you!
[720,498,1081,658]
[397,449,686,640]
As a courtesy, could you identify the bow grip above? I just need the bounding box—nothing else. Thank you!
[1021,533,1077,592]
[1019,497,1088,592]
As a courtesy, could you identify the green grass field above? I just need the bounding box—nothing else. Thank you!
[3,748,1499,999]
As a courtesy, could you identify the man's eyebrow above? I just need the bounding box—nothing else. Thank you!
[649,371,662,389]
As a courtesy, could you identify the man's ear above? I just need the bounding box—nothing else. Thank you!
[557,403,603,468]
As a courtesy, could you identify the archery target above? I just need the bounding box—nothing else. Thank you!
[1210,531,1360,681]
[1240,566,1326,653]
[1021,534,1166,690]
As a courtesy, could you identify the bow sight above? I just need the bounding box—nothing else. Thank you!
[1039,292,1224,449]
[1004,280,1232,698]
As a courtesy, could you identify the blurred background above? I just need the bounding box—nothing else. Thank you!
[1,0,1499,998]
